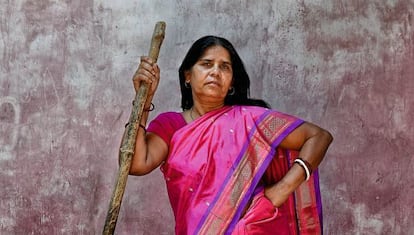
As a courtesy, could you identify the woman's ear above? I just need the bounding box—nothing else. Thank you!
[184,70,191,83]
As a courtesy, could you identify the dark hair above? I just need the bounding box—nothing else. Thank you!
[178,35,270,110]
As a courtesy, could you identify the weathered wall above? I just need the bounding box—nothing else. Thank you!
[1,0,413,234]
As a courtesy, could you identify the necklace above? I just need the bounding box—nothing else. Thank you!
[190,107,199,121]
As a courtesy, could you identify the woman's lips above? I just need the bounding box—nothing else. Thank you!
[205,80,220,86]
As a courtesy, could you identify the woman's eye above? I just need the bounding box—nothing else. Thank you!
[221,64,231,71]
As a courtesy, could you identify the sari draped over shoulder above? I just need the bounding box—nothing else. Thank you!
[160,106,323,235]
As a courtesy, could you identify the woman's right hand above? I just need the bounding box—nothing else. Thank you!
[132,56,160,97]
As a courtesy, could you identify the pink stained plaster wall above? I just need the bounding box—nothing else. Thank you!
[0,0,413,234]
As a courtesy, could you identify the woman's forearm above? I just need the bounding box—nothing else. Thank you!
[297,129,333,170]
[119,98,153,175]
[265,128,333,207]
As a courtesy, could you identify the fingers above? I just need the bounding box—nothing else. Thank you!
[139,56,156,78]
[133,56,160,93]
[152,64,160,82]
[153,63,160,76]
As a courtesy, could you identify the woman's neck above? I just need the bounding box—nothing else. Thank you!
[192,102,225,116]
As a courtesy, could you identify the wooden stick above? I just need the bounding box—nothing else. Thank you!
[103,21,166,235]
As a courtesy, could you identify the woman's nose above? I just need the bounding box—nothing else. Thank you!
[210,64,220,76]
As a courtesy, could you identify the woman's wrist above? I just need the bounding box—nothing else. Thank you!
[265,164,309,207]
[138,124,147,133]
[143,103,155,111]
[265,182,291,207]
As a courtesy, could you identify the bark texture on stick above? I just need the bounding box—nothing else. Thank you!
[103,21,166,235]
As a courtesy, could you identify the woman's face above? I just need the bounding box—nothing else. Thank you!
[185,45,233,105]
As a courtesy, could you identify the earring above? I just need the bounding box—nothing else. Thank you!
[228,87,235,96]
[184,82,191,88]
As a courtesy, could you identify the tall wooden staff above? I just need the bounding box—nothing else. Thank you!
[103,21,166,235]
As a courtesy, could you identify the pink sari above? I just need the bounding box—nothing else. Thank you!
[160,106,322,234]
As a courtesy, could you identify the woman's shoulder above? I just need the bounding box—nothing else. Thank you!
[234,105,270,114]
[152,111,186,127]
[147,111,187,146]
[235,105,299,120]
[155,111,183,119]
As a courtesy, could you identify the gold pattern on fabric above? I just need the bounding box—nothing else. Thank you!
[260,115,288,144]
[208,216,223,235]
[230,158,252,206]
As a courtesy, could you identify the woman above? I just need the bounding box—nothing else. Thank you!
[129,36,333,234]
